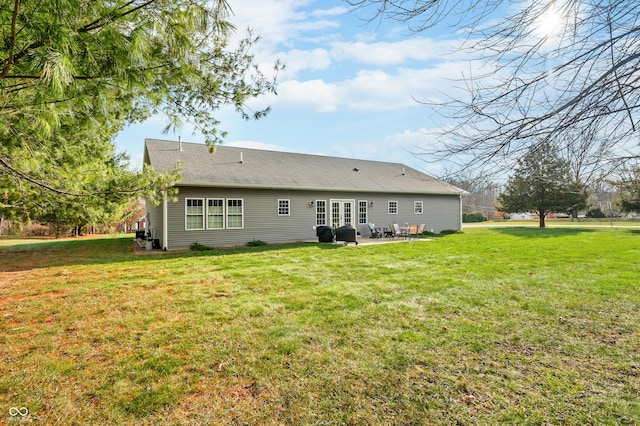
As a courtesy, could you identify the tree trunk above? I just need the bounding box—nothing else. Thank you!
[539,213,546,228]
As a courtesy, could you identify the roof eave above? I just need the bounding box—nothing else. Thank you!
[176,181,465,196]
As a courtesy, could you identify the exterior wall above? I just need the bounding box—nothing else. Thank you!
[145,200,164,242]
[163,186,462,249]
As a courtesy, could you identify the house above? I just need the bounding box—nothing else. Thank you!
[143,138,466,249]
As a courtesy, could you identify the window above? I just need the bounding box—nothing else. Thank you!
[185,198,204,230]
[278,199,290,216]
[227,199,244,229]
[207,199,224,229]
[358,200,368,224]
[414,201,424,215]
[316,200,326,225]
[388,200,398,214]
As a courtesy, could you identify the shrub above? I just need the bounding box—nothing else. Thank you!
[247,239,267,247]
[463,212,488,223]
[440,229,463,235]
[586,207,606,218]
[190,242,213,251]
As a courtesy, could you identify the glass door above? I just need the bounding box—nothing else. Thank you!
[330,199,354,227]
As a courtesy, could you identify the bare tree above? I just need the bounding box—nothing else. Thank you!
[443,173,502,219]
[347,0,640,179]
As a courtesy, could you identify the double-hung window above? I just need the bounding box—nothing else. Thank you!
[187,197,243,230]
[227,199,244,229]
[316,200,326,225]
[207,199,224,229]
[358,200,368,225]
[414,201,424,215]
[185,199,204,230]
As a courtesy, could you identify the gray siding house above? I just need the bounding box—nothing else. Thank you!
[144,138,466,249]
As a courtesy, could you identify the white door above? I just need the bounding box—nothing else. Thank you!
[330,199,354,227]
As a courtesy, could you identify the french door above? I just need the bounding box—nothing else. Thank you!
[330,199,354,227]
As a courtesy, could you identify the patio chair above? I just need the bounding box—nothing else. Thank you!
[368,223,383,238]
[417,224,425,235]
[393,223,407,239]
[408,224,418,239]
[384,224,395,238]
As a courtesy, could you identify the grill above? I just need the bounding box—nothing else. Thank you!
[316,225,335,243]
[335,225,358,246]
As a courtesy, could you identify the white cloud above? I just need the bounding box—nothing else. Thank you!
[323,128,430,169]
[292,79,340,112]
[228,1,339,51]
[330,38,463,66]
[254,79,339,112]
[248,58,482,113]
[310,6,349,18]
[276,48,332,78]
[323,127,455,176]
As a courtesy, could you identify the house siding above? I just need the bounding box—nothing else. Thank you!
[160,186,462,249]
[145,201,164,242]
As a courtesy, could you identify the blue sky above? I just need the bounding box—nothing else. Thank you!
[115,0,480,175]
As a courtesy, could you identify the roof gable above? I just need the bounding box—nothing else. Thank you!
[144,138,465,195]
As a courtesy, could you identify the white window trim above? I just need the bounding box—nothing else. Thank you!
[388,200,398,215]
[358,200,368,225]
[206,198,225,229]
[185,198,205,230]
[316,200,327,226]
[226,198,244,229]
[414,201,424,215]
[278,199,291,216]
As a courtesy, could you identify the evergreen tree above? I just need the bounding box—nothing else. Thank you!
[616,168,640,213]
[1,0,278,221]
[498,144,588,227]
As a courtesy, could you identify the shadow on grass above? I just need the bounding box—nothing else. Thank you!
[0,237,347,272]
[492,226,594,238]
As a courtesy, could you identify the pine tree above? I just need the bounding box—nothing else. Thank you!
[498,144,588,227]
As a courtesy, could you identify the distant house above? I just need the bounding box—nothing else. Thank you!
[509,213,535,220]
[143,138,466,249]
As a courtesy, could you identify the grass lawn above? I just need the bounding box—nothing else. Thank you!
[1,228,639,425]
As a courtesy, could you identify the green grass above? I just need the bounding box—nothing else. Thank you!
[1,228,639,424]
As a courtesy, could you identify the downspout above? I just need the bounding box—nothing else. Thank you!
[162,190,168,251]
[459,194,463,230]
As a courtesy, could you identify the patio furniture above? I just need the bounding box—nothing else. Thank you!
[368,223,383,238]
[393,223,408,239]
[408,224,418,239]
[385,224,395,238]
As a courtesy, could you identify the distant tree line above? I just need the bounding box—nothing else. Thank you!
[447,144,640,227]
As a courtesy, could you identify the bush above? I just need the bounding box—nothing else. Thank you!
[586,207,606,218]
[190,242,213,251]
[247,239,267,247]
[462,212,488,223]
[440,229,463,235]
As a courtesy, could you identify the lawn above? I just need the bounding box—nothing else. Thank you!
[1,228,639,425]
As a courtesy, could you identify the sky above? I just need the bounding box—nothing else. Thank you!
[114,0,481,176]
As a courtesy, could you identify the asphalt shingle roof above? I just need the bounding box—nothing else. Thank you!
[144,138,465,195]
